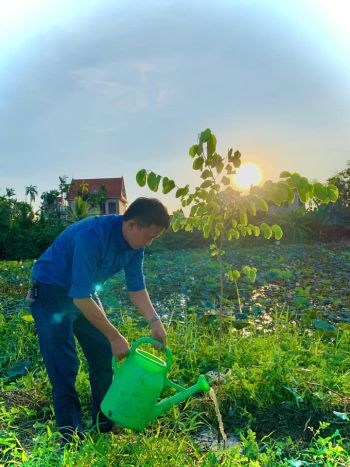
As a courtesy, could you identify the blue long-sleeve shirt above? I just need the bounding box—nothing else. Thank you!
[32,214,145,298]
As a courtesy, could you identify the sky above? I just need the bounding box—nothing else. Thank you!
[0,0,349,212]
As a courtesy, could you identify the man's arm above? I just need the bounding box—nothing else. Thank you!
[73,297,130,360]
[129,289,167,345]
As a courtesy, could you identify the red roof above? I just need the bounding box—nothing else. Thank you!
[67,177,127,201]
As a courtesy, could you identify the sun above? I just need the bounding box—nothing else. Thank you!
[234,162,262,190]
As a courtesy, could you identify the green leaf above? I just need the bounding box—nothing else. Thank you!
[297,187,308,204]
[21,314,34,323]
[216,161,224,174]
[232,157,241,169]
[136,169,147,187]
[221,176,230,186]
[232,320,251,330]
[201,169,212,179]
[207,134,217,157]
[260,223,272,239]
[201,180,212,189]
[228,228,239,240]
[203,223,211,238]
[199,128,212,144]
[313,183,329,201]
[327,184,339,202]
[172,218,181,232]
[280,171,291,178]
[240,210,248,226]
[242,265,257,282]
[228,269,240,281]
[313,319,337,332]
[189,144,200,158]
[247,202,256,216]
[225,163,234,174]
[162,178,176,194]
[253,226,260,236]
[147,172,161,192]
[175,186,190,198]
[193,156,204,171]
[287,188,295,203]
[6,360,31,378]
[257,198,269,212]
[271,224,283,240]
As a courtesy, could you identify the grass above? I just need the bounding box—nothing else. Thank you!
[1,243,350,465]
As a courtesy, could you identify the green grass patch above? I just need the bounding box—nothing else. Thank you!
[1,244,350,465]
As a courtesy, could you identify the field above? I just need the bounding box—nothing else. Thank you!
[1,242,350,466]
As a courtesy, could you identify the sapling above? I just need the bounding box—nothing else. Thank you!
[136,128,338,409]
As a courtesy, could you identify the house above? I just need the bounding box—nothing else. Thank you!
[67,177,127,214]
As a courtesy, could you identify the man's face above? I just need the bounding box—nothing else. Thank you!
[123,220,164,249]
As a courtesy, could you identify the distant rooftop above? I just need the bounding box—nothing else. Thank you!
[67,177,127,201]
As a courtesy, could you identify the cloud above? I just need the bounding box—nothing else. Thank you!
[0,0,349,205]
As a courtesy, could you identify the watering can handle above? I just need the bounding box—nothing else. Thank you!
[129,337,173,370]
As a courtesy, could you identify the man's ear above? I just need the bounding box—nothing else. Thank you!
[128,219,139,230]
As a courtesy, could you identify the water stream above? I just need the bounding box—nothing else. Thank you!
[208,387,227,446]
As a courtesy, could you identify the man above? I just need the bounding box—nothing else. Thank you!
[29,197,169,441]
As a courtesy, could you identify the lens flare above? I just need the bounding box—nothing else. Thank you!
[234,163,262,190]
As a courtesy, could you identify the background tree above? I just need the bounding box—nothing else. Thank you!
[58,175,71,201]
[67,196,98,222]
[77,182,89,201]
[25,185,38,207]
[40,189,62,224]
[87,184,108,210]
[5,188,16,199]
[328,161,350,210]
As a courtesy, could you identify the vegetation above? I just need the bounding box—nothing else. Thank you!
[1,243,350,465]
[136,128,340,402]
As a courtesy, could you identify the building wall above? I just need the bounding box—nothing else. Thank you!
[102,199,127,214]
[68,198,127,215]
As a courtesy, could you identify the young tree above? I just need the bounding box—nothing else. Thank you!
[136,128,338,401]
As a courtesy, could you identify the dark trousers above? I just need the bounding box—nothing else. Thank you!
[30,282,113,439]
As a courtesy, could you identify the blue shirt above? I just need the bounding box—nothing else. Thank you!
[32,214,145,298]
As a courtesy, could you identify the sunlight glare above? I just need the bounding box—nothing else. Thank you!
[234,163,262,190]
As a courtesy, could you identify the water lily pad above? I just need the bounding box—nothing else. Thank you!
[313,319,338,332]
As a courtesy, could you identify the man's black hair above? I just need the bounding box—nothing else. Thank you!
[124,197,170,229]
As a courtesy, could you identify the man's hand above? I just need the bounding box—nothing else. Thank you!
[110,334,130,361]
[150,319,167,347]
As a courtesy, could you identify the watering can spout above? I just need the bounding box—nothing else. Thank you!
[152,375,210,419]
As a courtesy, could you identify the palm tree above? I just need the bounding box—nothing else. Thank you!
[5,187,15,199]
[67,196,99,222]
[58,175,70,201]
[77,183,89,200]
[41,190,60,210]
[25,185,38,206]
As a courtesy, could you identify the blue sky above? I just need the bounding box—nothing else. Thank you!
[0,0,349,212]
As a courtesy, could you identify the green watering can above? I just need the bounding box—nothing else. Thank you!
[100,337,210,431]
